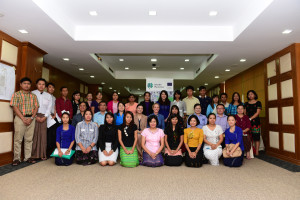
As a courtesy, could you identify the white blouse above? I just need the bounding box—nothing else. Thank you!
[202,125,223,148]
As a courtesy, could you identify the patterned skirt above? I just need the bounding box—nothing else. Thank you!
[251,125,261,141]
[142,151,164,167]
[120,147,139,168]
[185,147,203,168]
[75,150,98,165]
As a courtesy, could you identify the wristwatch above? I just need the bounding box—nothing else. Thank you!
[89,145,93,148]
[30,116,34,120]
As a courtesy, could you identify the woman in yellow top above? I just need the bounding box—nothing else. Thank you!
[184,115,204,167]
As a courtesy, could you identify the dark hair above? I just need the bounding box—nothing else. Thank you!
[61,112,70,119]
[46,82,55,88]
[210,94,219,107]
[122,111,135,129]
[128,94,136,100]
[117,102,125,115]
[220,92,228,98]
[144,91,150,97]
[95,91,102,96]
[83,110,93,119]
[79,101,87,107]
[187,114,200,126]
[186,85,194,92]
[35,78,47,85]
[147,115,159,127]
[136,103,143,108]
[216,103,225,109]
[86,92,93,97]
[169,105,180,116]
[158,90,170,105]
[60,86,67,91]
[207,113,216,124]
[112,92,118,96]
[173,90,182,100]
[237,104,245,109]
[99,101,107,106]
[247,90,258,100]
[165,114,181,133]
[227,115,236,121]
[194,103,201,109]
[104,112,115,130]
[199,86,206,91]
[20,77,32,84]
[72,90,80,101]
[230,92,242,105]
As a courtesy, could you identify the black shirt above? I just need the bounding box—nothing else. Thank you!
[164,126,183,150]
[97,124,119,151]
[120,124,137,147]
[244,101,262,126]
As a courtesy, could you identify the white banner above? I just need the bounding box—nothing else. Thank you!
[0,63,15,100]
[146,78,174,102]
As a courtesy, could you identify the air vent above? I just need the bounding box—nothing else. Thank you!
[109,67,114,73]
[207,54,214,62]
[196,68,201,74]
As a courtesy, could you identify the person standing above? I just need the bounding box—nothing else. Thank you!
[220,93,230,114]
[148,103,165,130]
[156,90,171,121]
[125,94,138,115]
[183,86,200,117]
[56,86,73,119]
[244,90,262,156]
[139,92,154,116]
[46,82,59,157]
[31,78,53,161]
[114,102,125,126]
[91,91,102,114]
[71,102,87,127]
[107,92,119,114]
[170,90,187,118]
[10,77,39,166]
[93,101,107,127]
[187,104,207,129]
[86,92,93,108]
[206,95,219,117]
[71,91,81,118]
[198,86,211,116]
[228,92,243,116]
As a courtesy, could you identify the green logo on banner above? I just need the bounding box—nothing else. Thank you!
[147,83,153,89]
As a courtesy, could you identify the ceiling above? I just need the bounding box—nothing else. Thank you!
[0,0,300,97]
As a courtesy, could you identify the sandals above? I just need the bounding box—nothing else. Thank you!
[12,160,20,166]
[27,158,37,164]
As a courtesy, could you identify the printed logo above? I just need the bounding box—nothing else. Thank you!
[147,83,153,89]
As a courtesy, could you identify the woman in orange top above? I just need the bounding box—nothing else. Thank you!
[125,94,138,115]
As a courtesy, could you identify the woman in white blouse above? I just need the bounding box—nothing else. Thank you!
[202,113,224,166]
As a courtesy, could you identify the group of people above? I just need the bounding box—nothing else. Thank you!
[10,77,262,169]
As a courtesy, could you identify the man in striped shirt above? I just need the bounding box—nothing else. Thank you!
[10,77,39,166]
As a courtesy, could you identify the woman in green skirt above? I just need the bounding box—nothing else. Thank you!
[118,111,139,167]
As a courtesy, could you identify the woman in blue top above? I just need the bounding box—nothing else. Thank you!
[55,112,75,166]
[227,92,243,115]
[206,95,219,117]
[114,102,125,126]
[157,90,171,121]
[224,115,244,167]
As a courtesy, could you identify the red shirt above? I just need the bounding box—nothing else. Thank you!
[235,114,251,135]
[56,97,73,119]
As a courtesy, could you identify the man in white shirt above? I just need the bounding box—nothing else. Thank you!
[220,93,230,114]
[31,78,52,160]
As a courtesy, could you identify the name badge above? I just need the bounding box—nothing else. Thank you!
[89,129,94,131]
[81,129,85,131]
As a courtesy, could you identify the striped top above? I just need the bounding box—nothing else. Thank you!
[10,90,39,115]
[75,121,99,151]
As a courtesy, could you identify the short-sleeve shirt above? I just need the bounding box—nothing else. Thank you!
[202,125,223,148]
[244,101,262,126]
[141,128,164,153]
[125,102,138,115]
[10,90,39,116]
[183,96,200,115]
[121,124,137,147]
[164,127,183,150]
[91,100,100,113]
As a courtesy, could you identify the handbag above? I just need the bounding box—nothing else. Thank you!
[222,144,242,158]
[222,128,242,158]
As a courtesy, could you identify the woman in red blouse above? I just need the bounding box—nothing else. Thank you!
[235,104,252,159]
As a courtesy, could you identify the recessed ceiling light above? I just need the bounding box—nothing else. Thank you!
[180,67,184,70]
[114,90,116,92]
[209,11,218,16]
[109,87,113,89]
[240,59,246,62]
[101,82,105,85]
[79,68,84,71]
[149,10,157,16]
[282,29,292,34]
[204,83,208,86]
[119,58,124,62]
[137,88,140,90]
[215,76,219,79]
[89,11,98,16]
[125,67,129,70]
[18,29,28,34]
[185,59,189,62]
[90,75,95,78]
[225,69,230,72]
[63,58,69,61]
[151,58,157,62]
[152,67,157,70]
[139,95,142,96]
[118,92,120,95]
